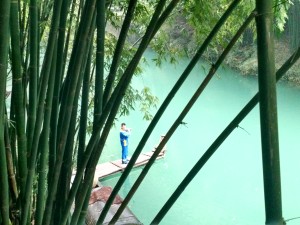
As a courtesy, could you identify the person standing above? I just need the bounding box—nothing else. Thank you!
[120,123,131,164]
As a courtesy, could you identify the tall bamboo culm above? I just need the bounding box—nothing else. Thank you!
[0,0,11,225]
[255,0,284,224]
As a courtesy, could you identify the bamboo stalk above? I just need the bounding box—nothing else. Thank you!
[4,118,18,201]
[77,187,92,225]
[112,9,256,224]
[102,0,242,222]
[27,0,39,166]
[102,0,138,105]
[10,0,28,201]
[149,16,300,225]
[63,0,77,71]
[97,0,175,223]
[0,0,11,224]
[48,0,73,184]
[60,12,96,225]
[255,1,283,224]
[72,93,121,225]
[42,1,97,224]
[49,0,75,223]
[69,176,94,225]
[60,0,170,223]
[73,19,96,214]
[93,0,106,126]
[77,43,93,170]
[55,21,95,223]
[21,0,65,222]
[34,41,58,225]
[151,44,300,225]
[19,0,26,56]
[75,67,95,224]
[8,106,17,182]
[52,0,86,179]
[55,0,88,143]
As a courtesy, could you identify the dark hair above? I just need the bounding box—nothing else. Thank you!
[121,123,126,126]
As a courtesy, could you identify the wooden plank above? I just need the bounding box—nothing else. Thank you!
[110,160,128,169]
[95,162,122,179]
[110,154,151,169]
[142,151,164,158]
[93,148,166,184]
[92,162,123,186]
[135,154,150,166]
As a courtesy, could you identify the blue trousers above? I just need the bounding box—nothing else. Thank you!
[122,145,128,161]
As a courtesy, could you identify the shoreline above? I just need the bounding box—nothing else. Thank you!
[219,39,300,85]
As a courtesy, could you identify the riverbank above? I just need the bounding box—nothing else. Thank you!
[220,39,300,85]
[86,185,142,225]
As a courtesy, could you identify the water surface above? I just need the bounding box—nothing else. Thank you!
[101,51,300,225]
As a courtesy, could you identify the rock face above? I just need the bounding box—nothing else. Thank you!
[89,186,123,205]
[86,186,142,225]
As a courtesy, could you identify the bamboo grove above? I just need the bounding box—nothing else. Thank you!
[0,0,297,224]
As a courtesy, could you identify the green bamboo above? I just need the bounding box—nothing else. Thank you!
[8,106,17,181]
[63,0,77,71]
[53,0,86,168]
[0,118,9,225]
[98,0,176,223]
[111,10,256,224]
[42,1,97,224]
[10,0,28,202]
[34,40,58,225]
[255,1,283,224]
[60,12,96,225]
[77,184,92,225]
[149,21,300,225]
[0,0,11,224]
[69,174,94,225]
[27,0,39,155]
[55,77,77,224]
[102,0,138,105]
[105,0,167,108]
[19,0,26,53]
[55,0,88,142]
[93,0,106,126]
[151,44,300,224]
[21,0,65,222]
[75,65,95,224]
[77,42,93,169]
[59,0,170,223]
[102,0,242,222]
[62,0,81,73]
[48,0,72,182]
[72,91,121,225]
[55,20,95,223]
[4,118,18,201]
[49,0,75,222]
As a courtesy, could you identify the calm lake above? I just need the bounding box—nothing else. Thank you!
[100,50,300,225]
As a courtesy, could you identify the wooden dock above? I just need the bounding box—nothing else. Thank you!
[70,136,166,187]
[93,150,165,187]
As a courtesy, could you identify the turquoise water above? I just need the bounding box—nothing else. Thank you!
[100,51,300,224]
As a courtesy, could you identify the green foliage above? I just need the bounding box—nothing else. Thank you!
[139,87,159,120]
[118,85,159,121]
[274,0,291,32]
[1,0,297,224]
[148,0,294,63]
